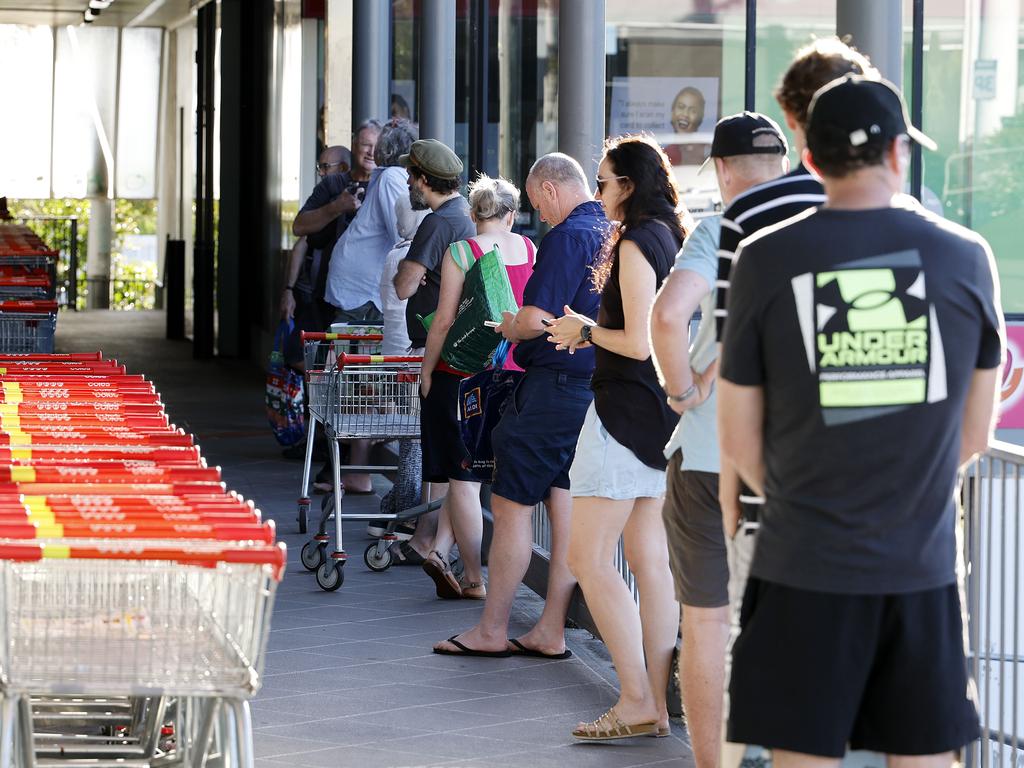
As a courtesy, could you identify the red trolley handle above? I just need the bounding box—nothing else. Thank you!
[334,353,423,370]
[301,331,384,342]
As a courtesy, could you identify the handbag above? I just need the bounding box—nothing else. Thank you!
[457,340,523,482]
[265,320,306,447]
[418,241,520,374]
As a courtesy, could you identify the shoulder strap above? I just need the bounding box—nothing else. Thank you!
[466,239,486,260]
[449,240,474,273]
[523,236,536,265]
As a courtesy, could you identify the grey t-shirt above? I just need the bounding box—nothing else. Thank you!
[664,215,721,474]
[721,201,1004,595]
[404,196,475,347]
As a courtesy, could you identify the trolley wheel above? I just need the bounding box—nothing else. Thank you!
[297,500,310,534]
[363,542,393,572]
[316,561,345,591]
[301,540,325,572]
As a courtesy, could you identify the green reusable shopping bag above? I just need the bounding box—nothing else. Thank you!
[418,241,519,374]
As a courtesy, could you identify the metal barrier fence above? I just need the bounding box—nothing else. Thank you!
[964,440,1024,768]
[530,503,638,602]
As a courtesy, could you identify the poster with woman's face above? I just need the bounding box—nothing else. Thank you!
[608,76,720,165]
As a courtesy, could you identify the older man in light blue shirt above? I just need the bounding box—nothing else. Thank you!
[324,120,418,322]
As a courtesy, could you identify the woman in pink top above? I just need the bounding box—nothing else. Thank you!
[419,174,535,601]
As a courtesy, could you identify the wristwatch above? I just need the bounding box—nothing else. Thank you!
[579,325,593,344]
[667,383,698,403]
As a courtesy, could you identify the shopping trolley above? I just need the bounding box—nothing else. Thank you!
[0,302,57,354]
[295,331,382,533]
[300,352,429,590]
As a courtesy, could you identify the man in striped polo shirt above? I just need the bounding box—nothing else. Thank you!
[716,38,878,537]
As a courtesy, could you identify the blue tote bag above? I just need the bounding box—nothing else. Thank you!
[457,340,523,482]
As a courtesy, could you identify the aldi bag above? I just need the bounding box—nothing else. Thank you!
[458,341,523,482]
[419,241,519,374]
[266,320,306,446]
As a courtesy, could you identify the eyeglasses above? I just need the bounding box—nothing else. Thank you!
[595,175,628,194]
[316,160,348,175]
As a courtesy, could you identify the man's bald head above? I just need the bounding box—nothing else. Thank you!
[527,153,589,192]
[321,145,351,174]
[525,152,592,227]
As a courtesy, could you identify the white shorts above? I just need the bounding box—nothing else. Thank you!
[568,403,667,500]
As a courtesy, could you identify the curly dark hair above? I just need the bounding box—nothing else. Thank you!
[775,37,877,129]
[591,134,687,292]
[409,165,461,194]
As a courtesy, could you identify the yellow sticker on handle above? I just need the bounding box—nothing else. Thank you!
[42,544,70,559]
[6,431,30,446]
[36,523,63,538]
[27,509,55,524]
[0,415,21,429]
[0,404,18,415]
[11,448,30,460]
[10,467,34,483]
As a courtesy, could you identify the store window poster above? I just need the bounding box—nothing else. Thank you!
[609,76,720,164]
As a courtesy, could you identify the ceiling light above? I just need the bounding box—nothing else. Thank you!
[83,8,97,22]
[89,0,112,9]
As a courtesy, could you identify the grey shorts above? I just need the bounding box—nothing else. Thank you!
[663,452,728,608]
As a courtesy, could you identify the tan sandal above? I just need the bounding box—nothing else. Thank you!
[460,580,486,600]
[572,708,657,741]
[422,551,461,599]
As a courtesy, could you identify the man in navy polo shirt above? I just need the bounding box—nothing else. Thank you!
[433,153,606,657]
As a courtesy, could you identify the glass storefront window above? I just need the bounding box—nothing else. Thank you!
[116,28,162,199]
[0,25,54,198]
[52,25,119,198]
[605,1,746,211]
[922,0,1024,314]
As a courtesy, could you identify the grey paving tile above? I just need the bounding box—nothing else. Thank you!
[342,705,515,736]
[259,742,447,767]
[441,683,618,720]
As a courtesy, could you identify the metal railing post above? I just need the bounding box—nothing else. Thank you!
[68,217,78,310]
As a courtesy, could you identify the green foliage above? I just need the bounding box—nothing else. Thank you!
[8,198,158,310]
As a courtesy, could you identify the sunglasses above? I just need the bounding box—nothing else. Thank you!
[595,174,628,194]
[316,160,348,175]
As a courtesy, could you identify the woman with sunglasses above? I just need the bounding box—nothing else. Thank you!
[547,135,686,741]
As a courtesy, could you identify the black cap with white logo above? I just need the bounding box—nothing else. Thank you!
[806,75,937,152]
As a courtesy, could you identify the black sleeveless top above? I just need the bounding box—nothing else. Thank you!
[592,219,682,470]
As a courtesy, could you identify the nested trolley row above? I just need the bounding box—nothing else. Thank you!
[0,353,285,767]
[0,224,59,353]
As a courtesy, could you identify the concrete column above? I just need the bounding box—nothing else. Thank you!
[973,0,1020,139]
[836,0,903,86]
[85,196,112,309]
[352,0,390,127]
[299,18,319,198]
[326,0,352,146]
[420,0,455,145]
[85,135,111,310]
[557,0,606,180]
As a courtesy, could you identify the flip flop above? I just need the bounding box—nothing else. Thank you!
[507,638,572,660]
[433,635,511,658]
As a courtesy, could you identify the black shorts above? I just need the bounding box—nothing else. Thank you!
[728,578,979,757]
[490,368,592,507]
[420,370,476,483]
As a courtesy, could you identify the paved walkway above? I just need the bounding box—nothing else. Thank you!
[56,310,694,768]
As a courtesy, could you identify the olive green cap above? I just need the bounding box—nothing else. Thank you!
[399,139,463,180]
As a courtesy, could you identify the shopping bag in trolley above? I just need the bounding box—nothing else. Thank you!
[266,320,305,446]
[457,340,522,482]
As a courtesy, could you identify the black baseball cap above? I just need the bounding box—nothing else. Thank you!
[698,112,788,173]
[806,75,937,152]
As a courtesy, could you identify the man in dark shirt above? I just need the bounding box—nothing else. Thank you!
[393,139,475,350]
[386,139,473,558]
[433,153,606,657]
[719,76,1002,765]
[715,38,878,542]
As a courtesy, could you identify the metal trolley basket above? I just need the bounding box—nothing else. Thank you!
[0,541,285,767]
[299,353,428,591]
[295,331,382,533]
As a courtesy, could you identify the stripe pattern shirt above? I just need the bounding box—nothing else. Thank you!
[714,165,826,340]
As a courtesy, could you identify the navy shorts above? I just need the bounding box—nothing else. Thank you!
[728,578,979,757]
[491,368,592,506]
